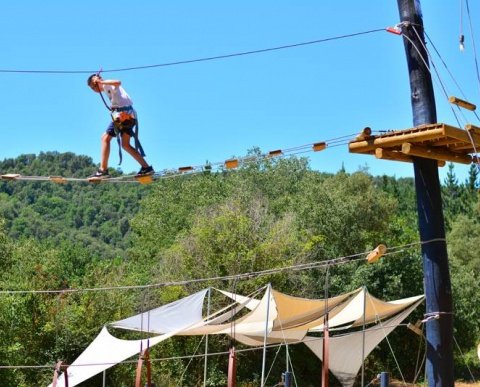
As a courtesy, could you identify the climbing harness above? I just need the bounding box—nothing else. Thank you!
[98,86,145,165]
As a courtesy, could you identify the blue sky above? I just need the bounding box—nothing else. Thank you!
[1,1,479,182]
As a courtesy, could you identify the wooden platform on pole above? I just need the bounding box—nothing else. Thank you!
[348,123,480,165]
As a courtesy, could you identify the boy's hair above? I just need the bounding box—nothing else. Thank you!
[87,73,102,86]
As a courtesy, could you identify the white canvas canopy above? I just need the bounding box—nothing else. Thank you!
[49,289,211,387]
[111,289,208,334]
[47,285,424,387]
[48,327,168,387]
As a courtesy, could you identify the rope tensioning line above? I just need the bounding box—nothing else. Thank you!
[0,29,385,74]
[0,132,361,184]
[0,342,302,370]
[0,238,444,295]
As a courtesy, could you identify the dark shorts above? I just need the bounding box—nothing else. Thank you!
[105,121,135,137]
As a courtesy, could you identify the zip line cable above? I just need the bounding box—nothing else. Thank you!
[0,238,442,295]
[0,29,385,75]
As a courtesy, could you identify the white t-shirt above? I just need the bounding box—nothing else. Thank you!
[103,84,133,108]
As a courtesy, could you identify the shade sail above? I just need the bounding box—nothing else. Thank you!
[111,289,208,334]
[309,289,424,331]
[46,285,424,387]
[304,297,424,387]
[47,327,168,387]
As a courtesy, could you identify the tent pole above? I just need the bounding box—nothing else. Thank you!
[361,287,367,387]
[322,266,330,387]
[203,287,211,387]
[261,284,272,387]
[227,346,237,387]
[102,370,106,387]
[286,344,289,372]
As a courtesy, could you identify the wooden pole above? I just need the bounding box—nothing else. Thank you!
[396,1,454,386]
[227,346,237,387]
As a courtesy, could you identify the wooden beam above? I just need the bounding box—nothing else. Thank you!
[376,148,445,166]
[49,176,67,184]
[268,149,283,157]
[375,148,413,163]
[88,177,104,184]
[428,138,463,147]
[465,124,480,135]
[366,244,387,264]
[443,124,480,147]
[349,126,445,153]
[1,174,21,180]
[449,96,476,111]
[407,321,424,337]
[443,144,477,152]
[402,142,472,164]
[313,142,326,152]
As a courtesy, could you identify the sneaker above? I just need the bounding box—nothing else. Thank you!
[89,169,110,178]
[137,165,154,176]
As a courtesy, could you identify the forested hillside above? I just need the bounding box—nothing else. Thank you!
[0,152,148,258]
[0,152,479,386]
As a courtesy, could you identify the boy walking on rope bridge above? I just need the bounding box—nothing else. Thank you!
[87,74,154,178]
